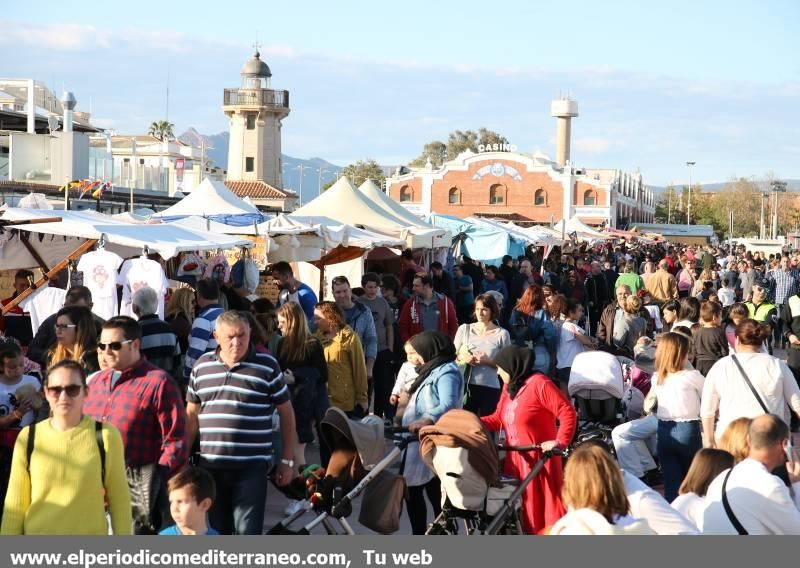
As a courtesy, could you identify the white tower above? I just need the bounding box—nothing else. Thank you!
[223,49,290,187]
[550,96,579,168]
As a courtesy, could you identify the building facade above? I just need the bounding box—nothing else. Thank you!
[88,135,226,197]
[385,150,655,228]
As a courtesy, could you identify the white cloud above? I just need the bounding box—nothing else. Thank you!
[574,138,611,153]
[0,22,112,50]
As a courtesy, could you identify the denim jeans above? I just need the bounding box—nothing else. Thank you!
[205,460,268,535]
[657,419,701,502]
[612,414,658,478]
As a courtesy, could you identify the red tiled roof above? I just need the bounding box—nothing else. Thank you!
[224,180,296,199]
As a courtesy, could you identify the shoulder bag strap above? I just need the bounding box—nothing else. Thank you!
[95,421,106,483]
[721,468,748,535]
[730,354,770,414]
[26,422,36,473]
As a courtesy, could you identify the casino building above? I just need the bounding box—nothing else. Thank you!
[385,97,655,228]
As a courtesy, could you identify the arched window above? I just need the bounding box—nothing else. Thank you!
[399,185,413,202]
[448,187,460,205]
[489,184,505,205]
[583,190,596,206]
[534,188,546,206]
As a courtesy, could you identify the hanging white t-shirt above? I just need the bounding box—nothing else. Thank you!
[0,375,41,428]
[19,286,67,334]
[78,249,124,320]
[117,257,169,319]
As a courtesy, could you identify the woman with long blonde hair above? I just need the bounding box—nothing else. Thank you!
[165,287,194,353]
[549,441,654,534]
[46,306,99,374]
[652,332,705,502]
[277,301,329,467]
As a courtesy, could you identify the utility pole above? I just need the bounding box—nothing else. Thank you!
[760,193,766,239]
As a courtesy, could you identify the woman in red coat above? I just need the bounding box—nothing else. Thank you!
[481,345,577,534]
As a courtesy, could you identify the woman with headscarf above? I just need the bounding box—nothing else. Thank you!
[480,345,578,534]
[401,331,463,535]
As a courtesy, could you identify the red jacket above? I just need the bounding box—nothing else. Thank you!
[398,293,458,342]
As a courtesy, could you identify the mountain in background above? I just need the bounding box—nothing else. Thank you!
[179,127,343,204]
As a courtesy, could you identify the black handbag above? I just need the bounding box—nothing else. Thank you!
[127,463,168,535]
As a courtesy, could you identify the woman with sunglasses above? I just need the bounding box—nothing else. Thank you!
[1,360,131,534]
[46,306,99,375]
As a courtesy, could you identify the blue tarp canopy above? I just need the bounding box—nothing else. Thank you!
[425,214,526,264]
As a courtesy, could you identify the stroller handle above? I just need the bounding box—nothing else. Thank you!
[499,443,540,452]
[499,444,566,457]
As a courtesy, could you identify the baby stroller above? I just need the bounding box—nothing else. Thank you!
[267,407,410,535]
[567,351,627,456]
[419,409,562,535]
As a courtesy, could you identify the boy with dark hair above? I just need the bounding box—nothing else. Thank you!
[160,466,219,535]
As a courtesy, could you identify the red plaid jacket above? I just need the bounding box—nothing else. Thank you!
[83,358,188,473]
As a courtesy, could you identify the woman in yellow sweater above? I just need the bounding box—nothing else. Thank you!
[1,360,131,535]
[313,301,368,418]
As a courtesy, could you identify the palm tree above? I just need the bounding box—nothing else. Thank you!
[147,120,175,141]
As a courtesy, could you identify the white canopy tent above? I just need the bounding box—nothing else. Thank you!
[502,222,565,247]
[554,217,612,242]
[293,177,446,248]
[0,208,253,270]
[465,217,563,247]
[151,178,266,222]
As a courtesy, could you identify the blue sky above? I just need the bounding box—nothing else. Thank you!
[3,0,799,186]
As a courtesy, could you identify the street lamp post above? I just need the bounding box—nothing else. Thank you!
[771,180,788,240]
[667,186,672,224]
[686,161,696,225]
[296,164,310,202]
[317,167,328,197]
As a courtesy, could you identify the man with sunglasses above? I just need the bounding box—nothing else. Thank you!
[84,316,187,534]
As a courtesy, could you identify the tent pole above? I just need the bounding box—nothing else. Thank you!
[19,233,51,274]
[2,238,98,315]
[319,263,326,301]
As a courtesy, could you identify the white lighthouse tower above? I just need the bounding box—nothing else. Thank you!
[223,48,290,188]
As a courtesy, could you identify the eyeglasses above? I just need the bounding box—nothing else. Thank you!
[55,324,77,331]
[46,384,83,398]
[97,339,133,351]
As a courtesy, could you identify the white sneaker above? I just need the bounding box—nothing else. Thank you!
[283,499,305,516]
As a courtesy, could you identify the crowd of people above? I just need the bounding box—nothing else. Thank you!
[1,239,800,535]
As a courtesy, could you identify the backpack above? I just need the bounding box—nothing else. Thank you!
[27,420,105,483]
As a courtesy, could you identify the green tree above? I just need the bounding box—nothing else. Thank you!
[322,159,385,191]
[147,120,175,141]
[409,128,509,167]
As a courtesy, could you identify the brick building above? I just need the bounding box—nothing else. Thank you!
[385,150,655,228]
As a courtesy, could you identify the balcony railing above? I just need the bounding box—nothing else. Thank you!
[223,88,290,109]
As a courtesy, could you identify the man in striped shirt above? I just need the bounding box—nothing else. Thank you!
[183,279,224,384]
[186,310,296,535]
